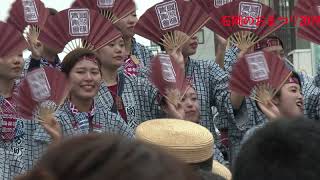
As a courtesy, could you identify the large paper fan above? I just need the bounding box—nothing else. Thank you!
[150,54,187,107]
[134,0,210,51]
[298,25,320,45]
[0,22,28,58]
[293,0,320,45]
[13,67,69,120]
[7,0,49,44]
[208,0,286,51]
[292,0,314,18]
[38,8,122,56]
[194,0,234,32]
[229,51,292,104]
[194,0,234,12]
[71,0,135,23]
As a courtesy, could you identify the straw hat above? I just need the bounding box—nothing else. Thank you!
[135,119,213,163]
[212,160,232,180]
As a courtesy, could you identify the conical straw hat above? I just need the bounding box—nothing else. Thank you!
[136,119,213,163]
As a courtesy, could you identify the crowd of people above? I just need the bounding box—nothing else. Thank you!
[0,0,320,179]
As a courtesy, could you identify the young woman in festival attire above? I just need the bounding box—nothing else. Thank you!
[35,8,135,138]
[8,9,133,177]
[161,82,229,165]
[71,0,154,77]
[94,36,162,130]
[6,0,62,79]
[226,49,304,148]
[55,51,134,138]
[0,22,28,179]
[5,8,135,179]
[134,0,245,164]
[241,72,304,143]
[223,35,320,162]
[68,0,162,130]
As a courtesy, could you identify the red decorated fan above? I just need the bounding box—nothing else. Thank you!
[150,54,187,107]
[207,0,286,51]
[38,8,122,61]
[134,0,210,51]
[0,22,28,58]
[71,0,135,23]
[229,50,292,104]
[292,0,314,18]
[71,0,135,65]
[7,0,49,44]
[293,0,320,45]
[194,0,234,32]
[13,67,69,120]
[194,0,234,11]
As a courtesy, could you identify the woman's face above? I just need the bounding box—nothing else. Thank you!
[181,86,200,123]
[114,10,138,38]
[68,60,101,100]
[181,35,198,58]
[274,83,304,118]
[96,38,126,70]
[0,53,24,80]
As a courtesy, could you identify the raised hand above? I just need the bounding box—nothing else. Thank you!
[237,46,255,60]
[40,115,62,143]
[257,101,281,121]
[27,39,43,60]
[161,97,185,120]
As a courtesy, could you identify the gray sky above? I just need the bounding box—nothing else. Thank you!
[0,0,162,45]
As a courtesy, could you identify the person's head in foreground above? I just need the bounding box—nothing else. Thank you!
[136,119,232,180]
[16,134,200,180]
[233,117,320,180]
